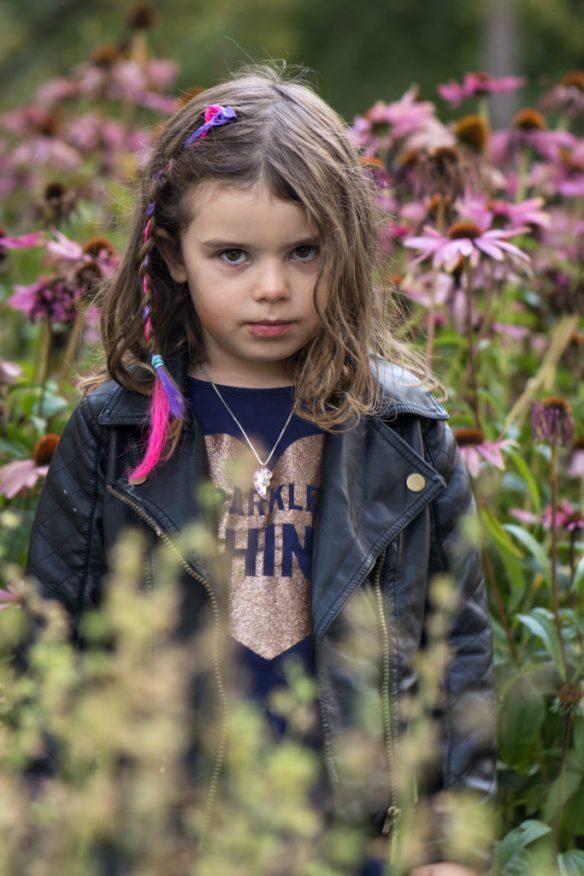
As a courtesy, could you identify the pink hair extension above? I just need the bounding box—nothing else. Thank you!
[127,377,171,482]
[128,103,237,484]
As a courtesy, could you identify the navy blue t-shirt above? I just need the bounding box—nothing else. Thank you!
[186,376,386,874]
[186,375,325,745]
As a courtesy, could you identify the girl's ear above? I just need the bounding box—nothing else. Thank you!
[155,228,188,284]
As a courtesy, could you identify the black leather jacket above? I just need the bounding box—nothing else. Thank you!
[25,350,497,870]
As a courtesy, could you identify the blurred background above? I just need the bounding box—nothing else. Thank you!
[0,0,582,124]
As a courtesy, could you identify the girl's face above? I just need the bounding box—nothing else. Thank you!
[158,180,325,387]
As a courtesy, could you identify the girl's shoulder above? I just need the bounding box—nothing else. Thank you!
[77,369,152,434]
[369,353,450,422]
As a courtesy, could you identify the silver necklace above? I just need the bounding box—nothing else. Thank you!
[200,364,296,499]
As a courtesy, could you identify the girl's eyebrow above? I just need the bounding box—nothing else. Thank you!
[200,235,320,250]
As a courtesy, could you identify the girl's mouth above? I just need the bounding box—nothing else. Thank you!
[248,322,294,337]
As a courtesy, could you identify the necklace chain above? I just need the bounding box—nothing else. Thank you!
[199,364,295,469]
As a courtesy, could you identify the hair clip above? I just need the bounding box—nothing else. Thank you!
[180,104,237,150]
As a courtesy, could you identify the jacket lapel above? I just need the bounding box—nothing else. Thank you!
[99,350,451,637]
[310,413,448,647]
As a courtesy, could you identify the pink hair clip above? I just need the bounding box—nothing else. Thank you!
[180,104,237,150]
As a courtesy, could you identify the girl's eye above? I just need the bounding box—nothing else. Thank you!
[218,248,247,266]
[293,244,319,262]
[216,244,319,266]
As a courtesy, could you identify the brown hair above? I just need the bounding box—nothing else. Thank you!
[80,61,446,449]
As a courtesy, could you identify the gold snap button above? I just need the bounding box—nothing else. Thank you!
[406,472,426,492]
[129,475,147,485]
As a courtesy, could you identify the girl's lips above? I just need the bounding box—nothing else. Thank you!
[248,322,294,337]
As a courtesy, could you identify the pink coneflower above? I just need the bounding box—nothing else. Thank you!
[0,433,60,500]
[0,460,50,499]
[0,579,26,611]
[566,436,584,479]
[452,190,551,232]
[438,71,526,108]
[404,217,531,272]
[75,53,178,114]
[0,228,44,255]
[510,500,583,532]
[12,136,82,171]
[351,87,438,149]
[490,197,551,230]
[544,142,584,199]
[46,231,118,284]
[7,275,80,323]
[531,397,575,446]
[0,359,23,383]
[490,109,576,164]
[453,427,517,478]
[491,322,531,340]
[453,114,490,153]
[36,76,79,106]
[540,70,584,119]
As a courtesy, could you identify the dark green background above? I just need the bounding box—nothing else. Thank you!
[0,0,582,122]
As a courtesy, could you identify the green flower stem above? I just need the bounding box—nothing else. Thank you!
[515,148,530,202]
[553,710,573,843]
[481,538,518,662]
[58,308,86,393]
[464,259,483,432]
[35,317,53,418]
[550,441,570,683]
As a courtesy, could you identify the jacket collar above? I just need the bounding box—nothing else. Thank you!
[101,349,450,645]
[97,349,449,427]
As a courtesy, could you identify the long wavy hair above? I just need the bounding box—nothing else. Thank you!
[80,61,447,479]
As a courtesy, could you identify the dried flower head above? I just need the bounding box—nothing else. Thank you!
[453,427,485,445]
[426,193,453,220]
[556,682,583,715]
[425,145,464,196]
[33,434,61,467]
[561,70,584,91]
[90,43,122,68]
[531,396,575,446]
[447,220,482,240]
[126,3,155,30]
[82,237,117,259]
[34,109,63,138]
[454,114,490,153]
[513,108,547,131]
[38,181,77,225]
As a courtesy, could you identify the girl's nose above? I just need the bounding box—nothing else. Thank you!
[253,261,291,301]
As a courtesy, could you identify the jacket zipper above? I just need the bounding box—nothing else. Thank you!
[371,544,402,842]
[106,484,229,853]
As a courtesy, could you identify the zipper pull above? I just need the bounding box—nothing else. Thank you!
[381,804,402,835]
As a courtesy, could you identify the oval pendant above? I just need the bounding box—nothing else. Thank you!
[253,466,272,498]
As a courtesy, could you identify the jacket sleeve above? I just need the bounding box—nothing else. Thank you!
[24,396,109,642]
[418,415,498,871]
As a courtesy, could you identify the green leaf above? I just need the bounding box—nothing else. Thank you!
[494,820,552,869]
[506,448,541,515]
[433,331,469,348]
[559,850,584,876]
[482,508,525,558]
[561,785,584,835]
[543,766,583,824]
[503,524,552,583]
[499,685,545,770]
[516,608,567,680]
[573,554,584,594]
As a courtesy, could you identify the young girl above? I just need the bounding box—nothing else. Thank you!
[26,63,497,875]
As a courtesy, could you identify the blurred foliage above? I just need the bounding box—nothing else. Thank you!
[0,0,583,120]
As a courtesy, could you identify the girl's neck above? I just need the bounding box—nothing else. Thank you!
[188,362,296,389]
